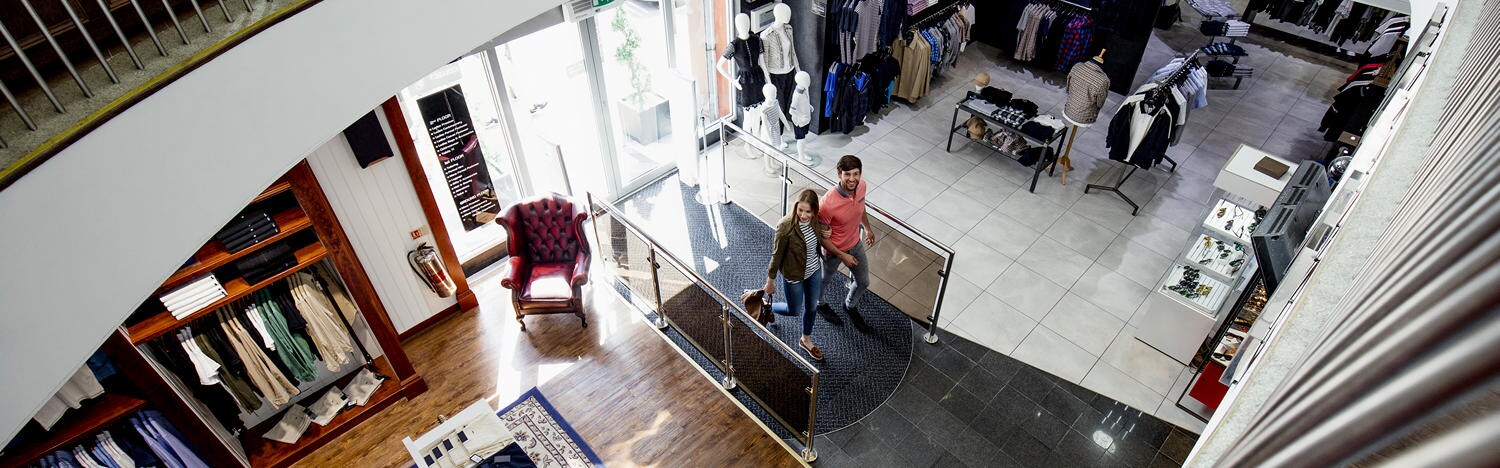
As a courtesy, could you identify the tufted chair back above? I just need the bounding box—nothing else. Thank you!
[499,193,588,264]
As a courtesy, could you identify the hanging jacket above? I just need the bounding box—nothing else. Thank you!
[1106,100,1174,169]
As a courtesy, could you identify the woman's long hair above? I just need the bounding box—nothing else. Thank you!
[783,188,821,226]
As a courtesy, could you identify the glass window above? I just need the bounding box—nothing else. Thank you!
[495,22,608,197]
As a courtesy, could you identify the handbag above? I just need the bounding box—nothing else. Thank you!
[740,289,775,325]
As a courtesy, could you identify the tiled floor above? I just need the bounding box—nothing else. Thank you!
[812,330,1199,468]
[785,15,1351,433]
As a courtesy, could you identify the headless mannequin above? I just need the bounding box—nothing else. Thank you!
[748,84,792,174]
[1056,49,1110,185]
[789,71,816,165]
[759,4,799,119]
[715,15,766,110]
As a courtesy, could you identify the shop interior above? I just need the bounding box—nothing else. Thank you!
[0,0,1468,466]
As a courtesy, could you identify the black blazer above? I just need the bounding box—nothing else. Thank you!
[1106,102,1174,170]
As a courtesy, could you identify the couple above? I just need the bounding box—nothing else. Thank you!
[763,155,874,361]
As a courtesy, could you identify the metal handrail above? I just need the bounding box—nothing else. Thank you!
[718,122,957,342]
[719,121,957,257]
[591,193,822,374]
[590,193,821,460]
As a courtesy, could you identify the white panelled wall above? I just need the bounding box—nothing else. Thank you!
[306,111,456,333]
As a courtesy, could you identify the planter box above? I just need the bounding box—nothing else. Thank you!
[616,93,671,144]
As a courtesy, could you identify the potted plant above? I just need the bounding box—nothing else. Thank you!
[611,10,671,144]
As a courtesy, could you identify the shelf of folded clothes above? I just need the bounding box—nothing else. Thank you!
[160,206,312,291]
[1200,43,1249,57]
[954,91,1067,147]
[126,240,329,344]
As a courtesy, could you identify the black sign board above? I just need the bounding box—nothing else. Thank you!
[416,85,500,231]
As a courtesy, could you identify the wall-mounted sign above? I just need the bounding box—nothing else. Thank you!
[416,85,501,231]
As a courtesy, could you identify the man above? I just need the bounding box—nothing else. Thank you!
[817,155,875,332]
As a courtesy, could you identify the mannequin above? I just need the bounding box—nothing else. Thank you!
[748,83,792,175]
[971,72,990,93]
[759,4,799,119]
[715,14,766,109]
[1057,47,1111,184]
[788,71,816,165]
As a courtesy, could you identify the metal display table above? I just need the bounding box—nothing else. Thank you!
[945,92,1065,192]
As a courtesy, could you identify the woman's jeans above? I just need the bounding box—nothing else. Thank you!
[771,269,823,336]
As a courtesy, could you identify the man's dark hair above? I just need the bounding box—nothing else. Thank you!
[836,155,863,173]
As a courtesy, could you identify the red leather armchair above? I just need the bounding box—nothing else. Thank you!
[496,193,591,331]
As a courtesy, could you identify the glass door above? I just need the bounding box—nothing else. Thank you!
[593,2,698,192]
[396,53,521,268]
[494,21,609,198]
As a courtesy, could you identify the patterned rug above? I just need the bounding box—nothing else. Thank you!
[497,388,603,468]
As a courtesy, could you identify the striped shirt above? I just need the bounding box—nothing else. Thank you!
[799,222,821,279]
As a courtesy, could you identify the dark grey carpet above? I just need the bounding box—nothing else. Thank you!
[612,173,914,436]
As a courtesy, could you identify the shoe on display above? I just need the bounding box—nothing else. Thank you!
[816,304,843,325]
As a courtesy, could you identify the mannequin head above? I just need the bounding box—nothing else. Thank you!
[734,13,751,39]
[762,83,778,103]
[794,71,810,89]
[772,3,792,26]
[971,72,990,93]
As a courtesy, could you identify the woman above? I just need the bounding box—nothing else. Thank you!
[764,189,844,361]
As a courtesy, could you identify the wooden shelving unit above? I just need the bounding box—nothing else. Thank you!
[110,161,425,467]
[159,205,313,290]
[0,393,147,466]
[240,358,403,468]
[127,241,329,344]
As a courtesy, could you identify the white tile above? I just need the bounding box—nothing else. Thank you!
[912,147,980,184]
[1099,327,1185,395]
[936,276,984,327]
[1119,215,1192,259]
[1041,293,1125,356]
[843,145,911,183]
[1017,237,1095,287]
[803,133,870,157]
[969,210,1043,260]
[1139,192,1209,233]
[901,105,962,145]
[1096,237,1175,289]
[995,190,1066,232]
[1070,263,1151,322]
[880,166,947,208]
[1066,191,1138,233]
[867,188,921,220]
[1155,397,1209,434]
[1012,325,1097,383]
[950,292,1036,355]
[922,187,993,232]
[908,211,966,247]
[987,264,1067,321]
[951,166,1020,210]
[952,234,1016,288]
[1043,212,1119,260]
[1081,361,1165,414]
[872,127,940,164]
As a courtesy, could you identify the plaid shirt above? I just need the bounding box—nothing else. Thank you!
[1054,16,1094,72]
[992,106,1031,128]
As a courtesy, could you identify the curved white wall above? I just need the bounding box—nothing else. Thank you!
[0,0,561,442]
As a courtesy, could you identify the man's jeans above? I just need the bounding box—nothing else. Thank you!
[822,240,870,310]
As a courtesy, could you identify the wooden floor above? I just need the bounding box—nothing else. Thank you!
[293,270,800,467]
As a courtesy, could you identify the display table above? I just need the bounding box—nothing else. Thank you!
[944,92,1065,192]
[1214,144,1296,209]
[1135,148,1277,364]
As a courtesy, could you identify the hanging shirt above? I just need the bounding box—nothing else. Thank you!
[289,272,357,370]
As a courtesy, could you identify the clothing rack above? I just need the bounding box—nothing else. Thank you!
[1034,0,1094,13]
[907,0,967,29]
[1085,54,1192,215]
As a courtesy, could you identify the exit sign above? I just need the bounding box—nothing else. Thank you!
[593,0,616,7]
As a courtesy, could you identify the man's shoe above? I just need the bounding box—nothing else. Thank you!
[847,306,873,333]
[816,304,843,325]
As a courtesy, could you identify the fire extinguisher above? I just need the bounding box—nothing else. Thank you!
[408,243,457,298]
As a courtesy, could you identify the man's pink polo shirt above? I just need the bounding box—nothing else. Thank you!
[819,180,867,251]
